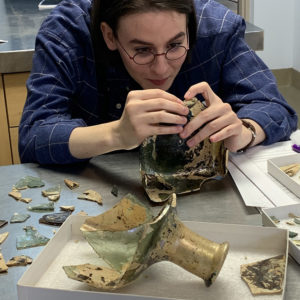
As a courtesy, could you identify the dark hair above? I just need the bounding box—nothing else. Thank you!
[90,0,197,67]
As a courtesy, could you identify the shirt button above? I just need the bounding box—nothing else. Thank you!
[126,86,130,91]
[116,103,122,109]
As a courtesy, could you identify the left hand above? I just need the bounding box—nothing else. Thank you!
[179,82,251,152]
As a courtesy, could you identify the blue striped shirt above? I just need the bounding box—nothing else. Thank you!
[19,0,298,164]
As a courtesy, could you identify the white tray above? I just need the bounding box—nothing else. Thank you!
[267,154,300,198]
[18,216,288,300]
[262,203,300,264]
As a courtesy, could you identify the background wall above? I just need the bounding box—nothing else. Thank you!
[252,0,299,71]
[294,0,300,71]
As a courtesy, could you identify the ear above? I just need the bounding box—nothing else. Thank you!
[100,22,117,50]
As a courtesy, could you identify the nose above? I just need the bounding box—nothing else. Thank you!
[150,53,169,75]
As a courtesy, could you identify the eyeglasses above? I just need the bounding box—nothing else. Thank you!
[117,40,189,65]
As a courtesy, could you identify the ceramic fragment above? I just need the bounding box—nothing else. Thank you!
[0,232,9,245]
[289,231,298,238]
[240,254,285,295]
[78,190,102,205]
[286,221,295,225]
[293,217,300,224]
[10,213,31,223]
[270,215,280,224]
[64,193,229,290]
[280,163,300,177]
[76,211,88,216]
[14,176,45,189]
[47,194,60,201]
[16,226,50,249]
[39,212,71,226]
[140,98,228,202]
[0,220,8,228]
[42,184,61,196]
[60,205,75,212]
[64,179,79,189]
[6,255,32,267]
[111,185,118,197]
[288,212,300,218]
[292,240,300,246]
[0,252,8,273]
[20,198,32,203]
[8,189,22,200]
[27,202,54,212]
[42,185,61,201]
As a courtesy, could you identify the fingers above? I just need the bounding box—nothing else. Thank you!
[184,82,220,107]
[185,114,241,148]
[129,97,189,116]
[180,102,240,147]
[128,89,183,105]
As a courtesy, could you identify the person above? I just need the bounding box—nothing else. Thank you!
[19,0,298,165]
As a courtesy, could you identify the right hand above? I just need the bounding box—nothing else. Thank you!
[117,89,189,150]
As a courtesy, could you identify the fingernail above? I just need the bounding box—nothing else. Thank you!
[180,131,187,138]
[187,139,194,148]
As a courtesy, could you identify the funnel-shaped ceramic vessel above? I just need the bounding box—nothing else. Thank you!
[140,98,228,202]
[63,193,229,290]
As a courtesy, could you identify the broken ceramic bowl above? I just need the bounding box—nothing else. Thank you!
[63,193,229,290]
[140,98,228,202]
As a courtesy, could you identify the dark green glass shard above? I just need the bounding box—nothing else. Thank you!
[289,231,298,238]
[39,212,71,226]
[16,226,50,249]
[10,213,31,223]
[14,176,45,189]
[111,185,118,197]
[27,202,55,212]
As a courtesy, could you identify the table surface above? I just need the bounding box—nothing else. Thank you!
[0,151,299,299]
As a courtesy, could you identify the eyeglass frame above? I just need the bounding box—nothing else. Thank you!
[116,37,189,65]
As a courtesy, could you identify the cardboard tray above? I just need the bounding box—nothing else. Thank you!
[262,203,300,264]
[267,154,300,198]
[18,216,288,300]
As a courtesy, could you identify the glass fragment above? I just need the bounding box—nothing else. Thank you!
[140,98,228,202]
[16,226,50,249]
[0,220,8,228]
[14,176,45,189]
[39,212,71,226]
[10,213,31,223]
[63,193,229,290]
[27,202,55,212]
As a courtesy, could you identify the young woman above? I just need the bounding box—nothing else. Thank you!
[19,0,297,164]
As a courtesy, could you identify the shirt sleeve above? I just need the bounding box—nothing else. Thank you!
[19,30,88,164]
[219,18,298,145]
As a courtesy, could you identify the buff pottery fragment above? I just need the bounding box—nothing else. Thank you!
[0,253,8,273]
[63,193,229,290]
[6,255,32,267]
[42,185,61,201]
[140,98,228,202]
[78,189,102,205]
[240,254,285,295]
